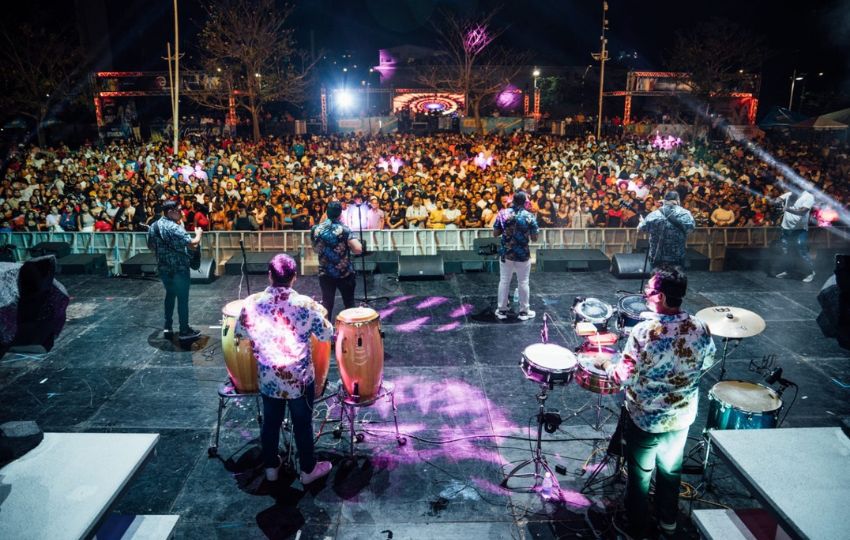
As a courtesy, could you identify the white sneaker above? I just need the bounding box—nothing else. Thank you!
[265,458,282,482]
[775,271,788,279]
[802,272,816,283]
[659,519,677,535]
[518,310,536,321]
[300,460,332,484]
[494,309,508,320]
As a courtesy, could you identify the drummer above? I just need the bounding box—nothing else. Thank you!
[594,265,716,538]
[236,253,335,485]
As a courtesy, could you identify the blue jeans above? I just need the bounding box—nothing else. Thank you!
[779,229,814,274]
[160,269,190,332]
[623,415,688,534]
[261,381,317,474]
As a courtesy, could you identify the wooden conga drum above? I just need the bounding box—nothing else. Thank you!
[311,336,331,397]
[335,307,384,402]
[221,299,258,393]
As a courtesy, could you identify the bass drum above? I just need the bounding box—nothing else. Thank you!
[707,380,782,430]
[335,307,384,402]
[617,294,650,335]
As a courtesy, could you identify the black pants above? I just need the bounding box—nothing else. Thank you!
[319,273,356,320]
[160,269,191,332]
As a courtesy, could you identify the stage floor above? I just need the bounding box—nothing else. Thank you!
[2,270,848,539]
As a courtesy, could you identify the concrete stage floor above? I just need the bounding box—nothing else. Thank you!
[1,270,848,539]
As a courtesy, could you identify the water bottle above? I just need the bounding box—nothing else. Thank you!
[541,471,553,499]
[513,287,519,304]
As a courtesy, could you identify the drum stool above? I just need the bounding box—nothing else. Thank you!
[334,380,406,457]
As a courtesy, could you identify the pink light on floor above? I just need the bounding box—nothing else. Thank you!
[450,304,474,318]
[388,295,415,306]
[395,316,430,333]
[416,296,449,309]
[553,487,592,508]
[378,306,398,319]
[435,322,461,332]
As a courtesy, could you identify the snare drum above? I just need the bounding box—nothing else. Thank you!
[521,343,578,386]
[617,294,650,334]
[707,380,782,430]
[573,298,615,332]
[575,347,622,395]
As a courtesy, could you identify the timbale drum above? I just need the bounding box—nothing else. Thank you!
[521,343,578,386]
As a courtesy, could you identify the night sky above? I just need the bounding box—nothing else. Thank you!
[13,0,850,113]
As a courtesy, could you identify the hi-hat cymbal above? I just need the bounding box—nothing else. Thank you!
[696,306,766,339]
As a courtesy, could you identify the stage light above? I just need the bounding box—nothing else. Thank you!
[335,90,355,109]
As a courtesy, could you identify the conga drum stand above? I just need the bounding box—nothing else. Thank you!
[334,380,406,457]
[209,379,262,458]
[501,384,561,496]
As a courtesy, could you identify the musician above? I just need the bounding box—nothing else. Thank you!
[494,191,539,321]
[595,265,716,538]
[774,190,816,282]
[311,201,363,320]
[236,254,334,484]
[147,199,202,340]
[638,191,695,268]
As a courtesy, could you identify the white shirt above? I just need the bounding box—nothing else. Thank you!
[443,208,461,229]
[780,191,814,231]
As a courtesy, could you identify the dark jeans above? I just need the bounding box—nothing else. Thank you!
[160,269,191,332]
[318,273,356,320]
[779,229,814,274]
[261,381,316,474]
[624,415,688,534]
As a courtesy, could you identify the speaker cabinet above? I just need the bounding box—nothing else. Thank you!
[397,255,445,281]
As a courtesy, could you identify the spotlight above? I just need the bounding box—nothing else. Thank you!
[335,90,355,110]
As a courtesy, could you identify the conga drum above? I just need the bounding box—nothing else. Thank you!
[335,307,384,402]
[311,336,331,397]
[221,299,258,393]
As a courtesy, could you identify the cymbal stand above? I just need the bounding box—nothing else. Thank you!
[717,337,742,381]
[501,384,561,497]
[581,405,626,493]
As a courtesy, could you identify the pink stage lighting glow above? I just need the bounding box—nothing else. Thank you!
[378,306,398,319]
[395,316,430,333]
[388,295,415,306]
[815,207,839,227]
[378,156,404,174]
[651,132,683,150]
[473,152,494,170]
[416,296,449,310]
[496,85,522,110]
[435,322,461,332]
[464,25,492,54]
[450,304,474,318]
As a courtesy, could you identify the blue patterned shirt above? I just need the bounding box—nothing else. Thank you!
[639,204,695,266]
[236,286,334,399]
[494,206,539,262]
[147,217,192,274]
[606,311,716,433]
[311,219,355,278]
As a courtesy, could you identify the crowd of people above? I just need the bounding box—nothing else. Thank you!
[1,130,848,235]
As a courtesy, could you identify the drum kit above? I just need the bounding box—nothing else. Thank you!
[211,300,404,459]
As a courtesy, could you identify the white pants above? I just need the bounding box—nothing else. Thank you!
[498,258,531,311]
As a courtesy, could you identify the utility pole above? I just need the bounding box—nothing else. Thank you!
[591,1,609,140]
[172,0,180,154]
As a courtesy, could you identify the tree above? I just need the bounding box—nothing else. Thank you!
[417,9,529,132]
[190,0,315,142]
[0,23,85,146]
[666,18,765,123]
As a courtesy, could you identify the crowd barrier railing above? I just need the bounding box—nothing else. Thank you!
[1,226,846,274]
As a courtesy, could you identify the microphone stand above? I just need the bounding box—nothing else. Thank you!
[355,200,388,306]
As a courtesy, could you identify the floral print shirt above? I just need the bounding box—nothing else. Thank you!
[237,286,334,399]
[494,206,539,262]
[311,219,355,278]
[147,217,192,274]
[606,311,716,433]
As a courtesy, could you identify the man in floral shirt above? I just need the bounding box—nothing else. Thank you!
[310,201,362,319]
[596,265,715,538]
[236,254,335,484]
[494,191,539,321]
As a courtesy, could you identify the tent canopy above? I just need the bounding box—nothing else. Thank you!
[793,116,848,130]
[759,106,806,128]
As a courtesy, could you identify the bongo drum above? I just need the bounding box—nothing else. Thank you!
[221,299,258,393]
[335,307,384,402]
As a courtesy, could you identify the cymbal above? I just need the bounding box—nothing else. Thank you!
[696,306,766,339]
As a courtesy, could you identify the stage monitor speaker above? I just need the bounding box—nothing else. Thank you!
[0,256,69,358]
[397,255,445,281]
[538,249,609,272]
[57,254,108,275]
[29,242,71,259]
[0,245,17,263]
[190,258,217,284]
[611,253,651,279]
[817,254,850,350]
[122,252,158,275]
[224,251,300,275]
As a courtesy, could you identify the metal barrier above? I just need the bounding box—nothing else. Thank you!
[2,227,846,274]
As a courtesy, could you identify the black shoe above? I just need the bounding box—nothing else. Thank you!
[178,327,201,340]
[612,512,649,540]
[163,328,174,339]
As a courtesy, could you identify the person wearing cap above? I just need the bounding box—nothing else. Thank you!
[147,199,202,340]
[494,191,539,321]
[310,201,363,319]
[595,265,715,538]
[638,191,695,269]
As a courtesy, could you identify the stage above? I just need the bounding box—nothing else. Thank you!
[1,269,848,539]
